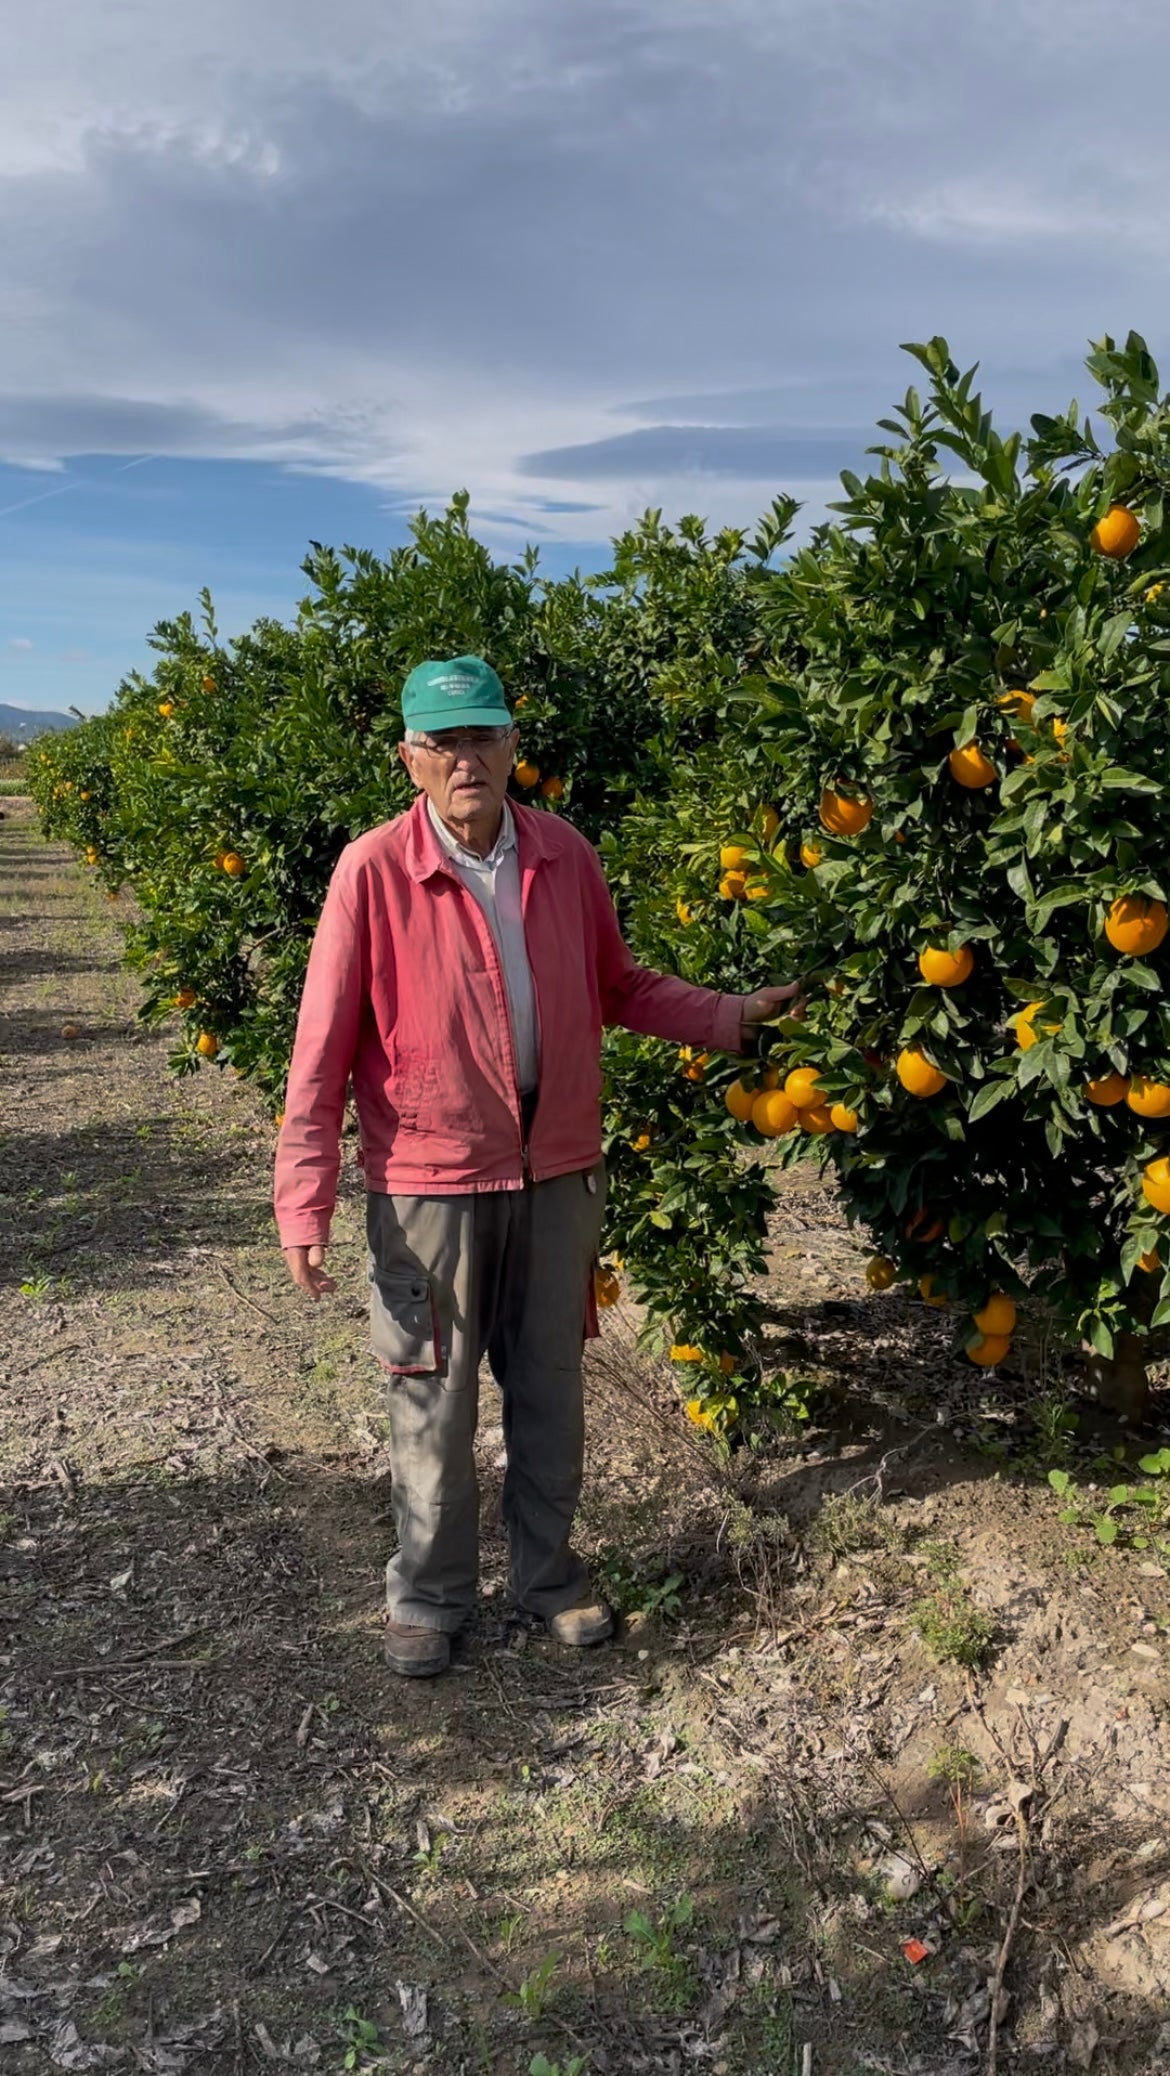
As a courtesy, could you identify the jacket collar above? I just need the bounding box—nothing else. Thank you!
[402,790,558,881]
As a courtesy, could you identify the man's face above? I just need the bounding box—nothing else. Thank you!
[398,725,519,826]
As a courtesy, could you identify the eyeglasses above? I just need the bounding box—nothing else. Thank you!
[412,725,515,757]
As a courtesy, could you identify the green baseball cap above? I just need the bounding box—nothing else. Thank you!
[400,654,512,734]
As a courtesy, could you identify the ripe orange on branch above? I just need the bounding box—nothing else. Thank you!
[896,1048,947,1097]
[1090,505,1140,559]
[918,944,974,987]
[967,1332,1012,1367]
[1085,1071,1129,1106]
[220,851,245,877]
[752,1090,798,1137]
[866,1256,896,1290]
[724,1080,757,1122]
[1127,1076,1170,1119]
[784,1066,824,1109]
[1014,1001,1059,1050]
[1105,896,1168,957]
[948,742,997,789]
[195,1032,219,1058]
[514,759,540,788]
[1142,1157,1170,1214]
[719,869,747,900]
[973,1293,1016,1337]
[540,776,565,801]
[720,844,749,871]
[829,1103,859,1132]
[818,787,873,837]
[800,1104,835,1134]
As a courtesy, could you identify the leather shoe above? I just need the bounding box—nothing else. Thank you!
[383,1620,451,1678]
[547,1596,614,1647]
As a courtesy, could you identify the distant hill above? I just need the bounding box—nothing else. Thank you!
[0,704,80,742]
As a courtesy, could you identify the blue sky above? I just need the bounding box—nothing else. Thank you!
[1,0,1166,714]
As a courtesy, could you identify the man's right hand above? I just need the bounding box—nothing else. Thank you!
[284,1244,337,1300]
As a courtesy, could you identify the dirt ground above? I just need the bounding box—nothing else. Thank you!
[2,794,1170,2076]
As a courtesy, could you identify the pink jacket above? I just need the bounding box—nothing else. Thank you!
[274,794,745,1247]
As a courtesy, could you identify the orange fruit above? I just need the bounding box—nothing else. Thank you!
[896,1048,947,1097]
[967,1333,1012,1367]
[759,806,780,843]
[274,1110,286,1128]
[784,1066,824,1109]
[800,1104,835,1134]
[201,673,217,693]
[918,1275,948,1309]
[724,1079,757,1122]
[670,1344,704,1362]
[752,1090,799,1137]
[676,898,694,926]
[1143,1158,1170,1214]
[195,1032,219,1058]
[594,1266,621,1307]
[1127,1076,1170,1119]
[158,701,175,718]
[1090,505,1140,559]
[60,1023,81,1041]
[720,870,747,900]
[1014,1000,1059,1050]
[683,1051,711,1083]
[818,787,873,837]
[905,1210,944,1244]
[973,1293,1016,1337]
[829,1103,859,1133]
[997,688,1035,724]
[684,1399,715,1430]
[744,877,769,901]
[866,1256,896,1290]
[172,988,197,1009]
[1105,896,1168,957]
[513,694,528,710]
[1138,1249,1161,1274]
[631,1131,652,1152]
[221,851,245,877]
[514,759,540,788]
[948,742,997,789]
[918,945,974,988]
[720,844,750,871]
[79,790,91,801]
[1085,1071,1129,1106]
[799,840,823,869]
[540,776,565,801]
[84,846,99,865]
[758,1065,782,1091]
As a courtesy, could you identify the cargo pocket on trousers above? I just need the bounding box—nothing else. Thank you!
[369,1267,443,1376]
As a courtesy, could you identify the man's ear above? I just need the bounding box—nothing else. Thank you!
[397,741,420,787]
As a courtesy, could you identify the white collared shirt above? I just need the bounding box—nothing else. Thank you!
[428,799,540,1094]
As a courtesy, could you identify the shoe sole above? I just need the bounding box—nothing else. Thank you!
[384,1650,450,1677]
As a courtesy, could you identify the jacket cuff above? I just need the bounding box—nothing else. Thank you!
[711,992,747,1055]
[278,1218,333,1250]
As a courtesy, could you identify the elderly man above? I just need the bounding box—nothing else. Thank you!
[276,655,799,1677]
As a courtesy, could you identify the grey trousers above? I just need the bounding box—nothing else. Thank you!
[366,1163,606,1632]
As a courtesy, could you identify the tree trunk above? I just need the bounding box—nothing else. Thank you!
[1085,1330,1151,1420]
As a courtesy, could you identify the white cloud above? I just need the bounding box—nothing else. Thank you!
[0,0,1165,544]
[9,636,34,650]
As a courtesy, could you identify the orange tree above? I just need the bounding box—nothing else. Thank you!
[625,331,1170,1419]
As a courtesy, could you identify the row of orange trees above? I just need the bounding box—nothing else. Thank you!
[31,333,1170,1422]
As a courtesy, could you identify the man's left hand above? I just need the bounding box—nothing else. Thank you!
[738,980,806,1051]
